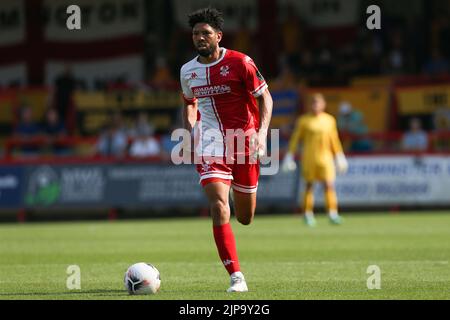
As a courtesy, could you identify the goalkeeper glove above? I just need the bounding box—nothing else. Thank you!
[281,152,297,172]
[335,153,349,175]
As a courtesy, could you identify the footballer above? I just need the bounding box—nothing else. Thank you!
[179,8,273,292]
[282,93,348,227]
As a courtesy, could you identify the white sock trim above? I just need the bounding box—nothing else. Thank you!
[231,271,244,279]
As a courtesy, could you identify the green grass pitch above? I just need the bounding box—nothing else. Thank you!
[0,212,449,300]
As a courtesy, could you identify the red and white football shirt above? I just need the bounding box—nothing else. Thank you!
[180,48,267,156]
[180,48,268,192]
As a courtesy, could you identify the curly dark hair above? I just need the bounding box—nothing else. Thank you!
[188,7,224,31]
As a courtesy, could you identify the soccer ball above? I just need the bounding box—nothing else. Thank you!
[124,262,161,295]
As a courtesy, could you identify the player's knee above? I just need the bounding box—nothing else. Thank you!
[236,212,254,226]
[210,199,229,216]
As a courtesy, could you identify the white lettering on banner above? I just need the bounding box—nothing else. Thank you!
[346,162,443,176]
[44,0,144,41]
[0,176,18,189]
[0,0,25,46]
[305,156,450,206]
[60,168,105,202]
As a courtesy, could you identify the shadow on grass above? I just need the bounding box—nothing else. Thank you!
[0,289,126,297]
[0,289,230,298]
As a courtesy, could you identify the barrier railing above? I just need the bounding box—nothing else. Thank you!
[3,136,167,164]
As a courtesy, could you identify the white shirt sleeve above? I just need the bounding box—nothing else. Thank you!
[180,68,196,103]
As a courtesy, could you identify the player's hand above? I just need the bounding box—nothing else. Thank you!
[335,153,349,175]
[251,130,267,161]
[281,152,297,172]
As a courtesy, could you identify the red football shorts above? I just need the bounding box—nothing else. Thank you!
[196,160,260,194]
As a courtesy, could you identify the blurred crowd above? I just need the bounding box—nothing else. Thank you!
[11,105,172,160]
[4,1,450,160]
[144,3,450,89]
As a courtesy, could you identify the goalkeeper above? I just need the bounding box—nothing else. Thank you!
[282,93,348,226]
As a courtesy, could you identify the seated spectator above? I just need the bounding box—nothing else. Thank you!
[272,58,297,90]
[41,108,66,137]
[128,112,154,138]
[338,102,373,152]
[160,124,182,162]
[96,115,128,158]
[129,127,161,158]
[150,57,177,89]
[15,105,40,137]
[41,108,69,155]
[14,105,41,156]
[402,118,428,151]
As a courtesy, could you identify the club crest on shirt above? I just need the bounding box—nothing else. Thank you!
[220,65,230,77]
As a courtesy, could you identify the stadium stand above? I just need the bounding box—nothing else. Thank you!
[0,0,449,221]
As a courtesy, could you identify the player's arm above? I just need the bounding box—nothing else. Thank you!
[256,88,273,156]
[182,99,197,132]
[242,56,272,157]
[330,118,348,174]
[180,70,197,152]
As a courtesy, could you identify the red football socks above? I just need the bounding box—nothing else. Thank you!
[213,223,241,275]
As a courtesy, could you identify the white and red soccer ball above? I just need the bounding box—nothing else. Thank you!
[124,262,161,295]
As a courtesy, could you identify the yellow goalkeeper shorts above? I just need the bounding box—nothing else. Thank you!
[302,162,335,182]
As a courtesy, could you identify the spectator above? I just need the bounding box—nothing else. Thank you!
[96,114,128,158]
[280,7,303,75]
[41,108,66,137]
[402,118,428,151]
[272,57,297,90]
[150,57,176,89]
[14,105,41,156]
[53,65,77,129]
[383,30,408,75]
[128,112,154,138]
[298,50,316,81]
[41,108,69,155]
[314,35,335,79]
[337,102,373,152]
[129,127,161,158]
[15,105,40,137]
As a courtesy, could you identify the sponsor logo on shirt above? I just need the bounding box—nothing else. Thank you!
[192,85,232,98]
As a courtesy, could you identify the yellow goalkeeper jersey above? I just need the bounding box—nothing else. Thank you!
[288,112,343,168]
